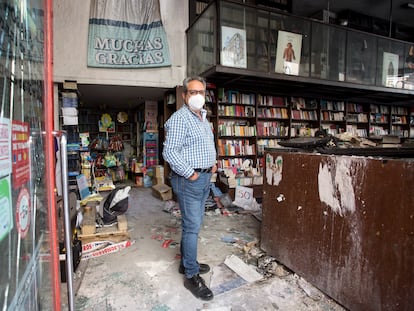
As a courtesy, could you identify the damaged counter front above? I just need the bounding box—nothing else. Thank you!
[261,150,414,311]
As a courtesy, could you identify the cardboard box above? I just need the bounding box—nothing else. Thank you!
[153,176,164,185]
[153,165,164,178]
[152,183,172,201]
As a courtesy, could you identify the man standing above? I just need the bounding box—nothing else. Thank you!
[163,76,217,301]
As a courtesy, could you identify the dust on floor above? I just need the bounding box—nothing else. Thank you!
[63,186,345,311]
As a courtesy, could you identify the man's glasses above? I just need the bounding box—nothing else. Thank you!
[187,90,206,96]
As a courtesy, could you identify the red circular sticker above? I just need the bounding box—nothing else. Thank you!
[16,187,31,239]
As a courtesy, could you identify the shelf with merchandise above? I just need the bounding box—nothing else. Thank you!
[208,82,414,201]
[217,104,256,118]
[256,121,289,138]
[320,99,346,135]
[289,98,320,138]
[389,106,409,138]
[368,103,390,137]
[346,102,369,123]
[290,97,319,121]
[256,94,290,141]
[345,102,369,137]
[217,138,256,157]
[218,119,256,137]
[369,104,389,123]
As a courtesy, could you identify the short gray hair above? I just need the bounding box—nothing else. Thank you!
[182,76,206,93]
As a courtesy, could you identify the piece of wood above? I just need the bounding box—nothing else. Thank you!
[81,205,96,235]
[79,214,129,243]
[224,254,263,283]
[117,215,128,231]
[78,228,129,243]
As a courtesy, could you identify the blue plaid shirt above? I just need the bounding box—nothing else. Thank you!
[163,104,216,179]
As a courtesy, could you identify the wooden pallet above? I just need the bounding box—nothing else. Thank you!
[79,214,129,243]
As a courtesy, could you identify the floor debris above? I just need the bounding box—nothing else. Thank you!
[224,254,263,283]
[67,186,347,311]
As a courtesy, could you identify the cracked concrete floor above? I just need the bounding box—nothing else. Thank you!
[61,186,346,311]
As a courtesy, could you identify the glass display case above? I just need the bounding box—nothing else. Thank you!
[187,0,414,92]
[375,37,405,88]
[345,31,377,85]
[187,2,216,77]
[311,23,346,81]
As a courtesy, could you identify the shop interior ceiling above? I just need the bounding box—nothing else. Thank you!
[77,84,169,110]
[77,0,414,110]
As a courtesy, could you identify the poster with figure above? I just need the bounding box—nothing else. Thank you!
[382,52,399,87]
[221,26,247,68]
[275,30,302,75]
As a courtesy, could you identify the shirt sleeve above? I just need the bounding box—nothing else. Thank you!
[162,114,194,178]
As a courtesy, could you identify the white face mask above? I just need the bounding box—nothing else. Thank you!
[188,94,205,111]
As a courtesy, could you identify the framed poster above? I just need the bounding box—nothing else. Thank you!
[382,52,399,87]
[275,30,302,75]
[221,26,247,69]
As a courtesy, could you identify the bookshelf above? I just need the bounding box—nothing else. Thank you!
[256,94,289,164]
[214,88,260,198]
[369,104,390,137]
[390,106,409,138]
[320,99,346,135]
[345,102,369,137]
[208,86,413,199]
[290,97,320,137]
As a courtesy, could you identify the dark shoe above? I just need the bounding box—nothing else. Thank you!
[184,274,214,301]
[179,263,210,275]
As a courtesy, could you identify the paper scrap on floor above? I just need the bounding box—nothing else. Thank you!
[81,240,135,260]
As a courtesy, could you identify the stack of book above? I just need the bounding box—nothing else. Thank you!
[379,135,401,148]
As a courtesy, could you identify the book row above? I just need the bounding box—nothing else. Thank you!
[218,124,257,137]
[291,109,318,120]
[257,107,289,119]
[218,104,256,117]
[320,100,345,111]
[257,122,289,137]
[217,139,256,156]
[321,111,345,122]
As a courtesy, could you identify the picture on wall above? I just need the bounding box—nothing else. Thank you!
[221,26,247,69]
[275,30,302,75]
[382,52,399,87]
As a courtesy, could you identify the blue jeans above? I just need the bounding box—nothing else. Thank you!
[170,171,211,278]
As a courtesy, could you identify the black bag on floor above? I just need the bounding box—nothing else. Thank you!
[102,187,129,224]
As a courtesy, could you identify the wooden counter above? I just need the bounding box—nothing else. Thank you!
[261,151,414,311]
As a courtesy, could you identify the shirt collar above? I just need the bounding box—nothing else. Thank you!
[185,104,207,121]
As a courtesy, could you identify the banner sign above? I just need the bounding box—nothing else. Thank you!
[11,121,30,189]
[87,0,171,68]
[0,118,11,178]
[81,240,135,260]
[0,176,12,242]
